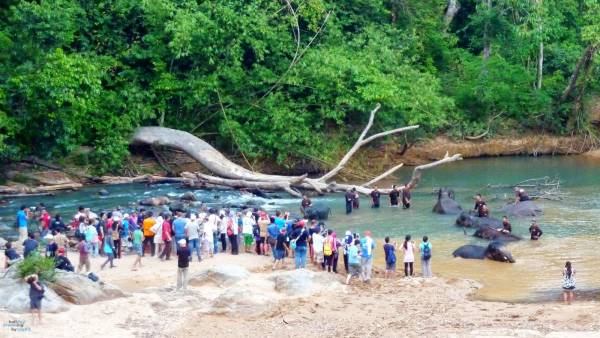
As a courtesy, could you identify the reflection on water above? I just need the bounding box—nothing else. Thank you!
[2,155,600,302]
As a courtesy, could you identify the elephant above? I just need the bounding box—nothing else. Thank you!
[433,188,462,214]
[473,225,521,241]
[139,196,171,206]
[169,201,189,213]
[452,242,515,263]
[500,200,542,217]
[455,212,502,229]
[304,204,331,220]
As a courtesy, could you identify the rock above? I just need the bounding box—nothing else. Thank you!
[19,170,75,186]
[268,269,341,296]
[0,269,69,313]
[169,201,189,213]
[0,237,7,248]
[98,189,110,196]
[189,265,250,287]
[49,271,125,305]
[180,192,197,201]
[139,196,171,206]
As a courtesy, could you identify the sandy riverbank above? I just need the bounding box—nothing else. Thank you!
[0,251,599,338]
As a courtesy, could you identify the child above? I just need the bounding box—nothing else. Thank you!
[26,274,44,324]
[345,239,361,285]
[383,236,397,278]
[176,239,190,290]
[273,229,290,270]
[131,226,143,271]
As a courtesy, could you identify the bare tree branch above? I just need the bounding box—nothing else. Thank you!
[362,163,404,187]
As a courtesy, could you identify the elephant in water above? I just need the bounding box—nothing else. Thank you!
[473,225,521,241]
[452,242,515,263]
[140,196,171,206]
[304,204,331,220]
[500,200,542,217]
[433,188,462,214]
[455,212,502,229]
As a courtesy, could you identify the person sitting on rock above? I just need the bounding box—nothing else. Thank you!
[515,187,531,204]
[4,242,21,269]
[497,216,512,234]
[55,248,74,272]
[529,219,543,240]
[478,204,490,218]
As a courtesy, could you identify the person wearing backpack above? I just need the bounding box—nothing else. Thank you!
[383,236,397,278]
[77,239,92,273]
[402,234,415,278]
[419,236,432,278]
[323,229,336,272]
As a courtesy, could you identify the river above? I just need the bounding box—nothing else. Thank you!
[2,155,600,303]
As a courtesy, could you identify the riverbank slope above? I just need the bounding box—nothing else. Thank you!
[0,253,598,337]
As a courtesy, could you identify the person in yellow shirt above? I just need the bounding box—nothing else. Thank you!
[142,212,156,256]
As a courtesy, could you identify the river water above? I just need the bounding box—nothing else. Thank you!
[2,156,600,302]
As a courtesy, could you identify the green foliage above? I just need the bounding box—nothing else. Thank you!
[18,253,56,283]
[0,0,598,172]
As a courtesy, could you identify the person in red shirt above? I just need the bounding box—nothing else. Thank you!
[39,209,51,236]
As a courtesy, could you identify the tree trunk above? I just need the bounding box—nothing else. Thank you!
[560,44,597,102]
[536,42,544,89]
[444,0,460,27]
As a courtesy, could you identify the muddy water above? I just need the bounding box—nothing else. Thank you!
[2,156,600,302]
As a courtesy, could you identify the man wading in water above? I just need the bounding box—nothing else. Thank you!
[370,186,381,208]
[389,185,400,207]
[345,189,355,214]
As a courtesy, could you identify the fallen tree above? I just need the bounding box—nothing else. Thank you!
[132,103,463,196]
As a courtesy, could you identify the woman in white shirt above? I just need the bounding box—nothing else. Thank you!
[402,234,415,278]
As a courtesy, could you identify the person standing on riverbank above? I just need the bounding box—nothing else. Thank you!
[345,239,361,285]
[142,213,156,257]
[360,231,375,283]
[17,206,30,244]
[402,235,415,278]
[562,261,575,305]
[370,187,381,208]
[159,215,173,261]
[420,236,432,278]
[101,229,116,269]
[186,214,202,262]
[131,226,143,271]
[176,239,190,291]
[292,221,309,269]
[26,274,44,325]
[76,239,91,273]
[383,236,396,278]
[242,212,255,254]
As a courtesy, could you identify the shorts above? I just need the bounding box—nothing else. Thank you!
[314,251,324,263]
[386,262,396,271]
[274,249,285,260]
[133,243,142,256]
[244,234,254,246]
[30,297,42,310]
[349,264,361,277]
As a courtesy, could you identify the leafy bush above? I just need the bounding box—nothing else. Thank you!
[18,253,56,283]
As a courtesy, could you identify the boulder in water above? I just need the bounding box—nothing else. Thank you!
[189,265,250,287]
[49,271,124,305]
[180,192,197,201]
[98,189,110,196]
[140,196,171,206]
[169,201,189,213]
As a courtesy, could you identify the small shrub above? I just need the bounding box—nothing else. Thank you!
[18,253,56,282]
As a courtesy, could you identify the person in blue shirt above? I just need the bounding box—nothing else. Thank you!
[274,211,286,231]
[172,213,188,252]
[359,230,376,283]
[267,220,279,259]
[17,205,29,243]
[345,239,361,285]
[23,233,38,258]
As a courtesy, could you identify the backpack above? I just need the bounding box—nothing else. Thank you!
[422,243,431,261]
[324,240,333,256]
[386,245,396,264]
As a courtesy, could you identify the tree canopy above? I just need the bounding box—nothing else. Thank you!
[0,0,598,173]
